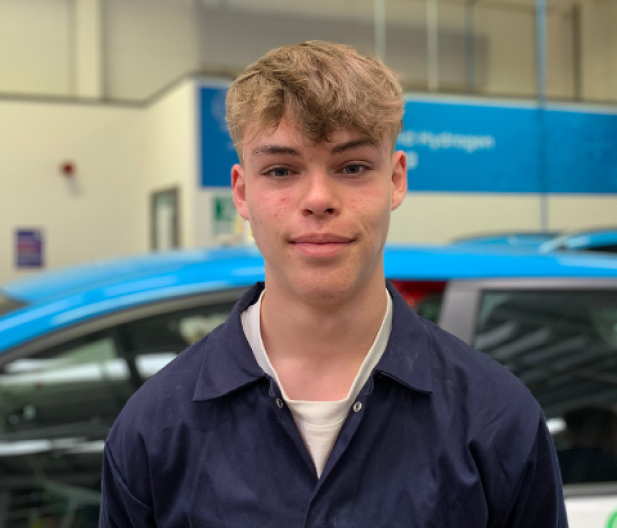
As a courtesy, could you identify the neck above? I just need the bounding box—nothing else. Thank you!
[259,270,388,400]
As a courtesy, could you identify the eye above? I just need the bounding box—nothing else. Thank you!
[343,164,368,175]
[265,167,293,178]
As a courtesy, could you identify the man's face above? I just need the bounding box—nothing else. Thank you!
[232,117,407,303]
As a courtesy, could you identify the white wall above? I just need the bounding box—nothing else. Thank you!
[0,0,72,96]
[144,79,199,248]
[390,193,617,244]
[0,100,148,284]
[547,5,576,99]
[105,0,199,100]
[475,6,537,97]
[0,77,201,285]
[388,193,542,244]
[580,0,617,102]
[548,196,617,230]
[0,0,597,101]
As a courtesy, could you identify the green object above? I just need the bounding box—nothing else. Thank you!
[213,196,236,236]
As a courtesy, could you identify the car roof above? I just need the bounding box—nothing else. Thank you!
[451,232,559,249]
[3,247,264,304]
[2,244,617,353]
[540,227,617,252]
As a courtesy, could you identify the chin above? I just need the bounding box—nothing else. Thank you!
[287,268,365,304]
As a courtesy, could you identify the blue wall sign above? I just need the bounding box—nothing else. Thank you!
[199,86,239,188]
[396,102,541,193]
[545,109,617,194]
[199,85,617,194]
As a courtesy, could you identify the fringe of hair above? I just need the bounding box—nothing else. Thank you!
[226,41,404,160]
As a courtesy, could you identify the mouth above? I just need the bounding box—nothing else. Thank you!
[289,234,355,257]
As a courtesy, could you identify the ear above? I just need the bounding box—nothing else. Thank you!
[231,163,249,220]
[390,151,408,211]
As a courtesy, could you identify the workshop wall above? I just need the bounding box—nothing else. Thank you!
[0,99,147,283]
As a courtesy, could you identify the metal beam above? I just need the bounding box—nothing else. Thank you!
[465,0,477,93]
[374,0,387,63]
[536,0,549,232]
[427,0,439,92]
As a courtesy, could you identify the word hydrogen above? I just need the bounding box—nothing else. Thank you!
[398,131,496,153]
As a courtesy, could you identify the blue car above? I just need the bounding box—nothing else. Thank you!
[1,244,617,528]
[451,231,560,249]
[453,228,617,255]
[539,227,617,254]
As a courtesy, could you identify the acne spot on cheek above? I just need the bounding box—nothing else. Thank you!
[272,196,290,218]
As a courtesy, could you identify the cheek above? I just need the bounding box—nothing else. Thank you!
[272,195,290,220]
[247,189,291,230]
[349,185,392,228]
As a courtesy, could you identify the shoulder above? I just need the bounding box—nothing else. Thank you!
[434,318,533,395]
[387,283,536,414]
[390,302,543,452]
[429,316,542,435]
[108,284,264,450]
[417,313,540,415]
[419,315,544,468]
[106,329,215,459]
[418,316,554,502]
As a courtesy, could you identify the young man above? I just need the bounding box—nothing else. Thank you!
[100,42,568,527]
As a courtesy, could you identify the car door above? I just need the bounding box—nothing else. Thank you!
[0,289,243,528]
[0,330,131,528]
[439,278,617,528]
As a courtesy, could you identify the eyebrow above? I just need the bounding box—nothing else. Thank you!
[329,138,380,155]
[250,145,300,158]
[249,138,380,159]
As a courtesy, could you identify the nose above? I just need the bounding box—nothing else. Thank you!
[301,170,341,217]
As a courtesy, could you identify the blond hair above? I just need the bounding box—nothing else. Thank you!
[226,41,404,159]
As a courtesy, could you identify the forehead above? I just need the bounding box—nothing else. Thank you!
[242,118,383,160]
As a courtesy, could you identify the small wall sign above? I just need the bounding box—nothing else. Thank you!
[16,229,44,268]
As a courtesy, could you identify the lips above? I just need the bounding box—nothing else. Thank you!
[291,234,354,244]
[290,234,355,257]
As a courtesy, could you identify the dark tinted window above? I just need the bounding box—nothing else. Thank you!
[589,245,617,254]
[0,332,133,528]
[116,301,236,380]
[0,298,238,527]
[474,290,617,485]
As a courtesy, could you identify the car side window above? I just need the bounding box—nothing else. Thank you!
[0,299,238,526]
[0,333,133,437]
[115,301,236,380]
[0,332,133,528]
[474,289,617,485]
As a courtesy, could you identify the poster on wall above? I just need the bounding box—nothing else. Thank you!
[16,229,44,268]
[198,84,617,195]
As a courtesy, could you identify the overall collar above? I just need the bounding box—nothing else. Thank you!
[193,283,267,402]
[376,281,434,394]
[193,280,433,402]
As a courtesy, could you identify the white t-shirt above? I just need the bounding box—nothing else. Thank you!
[241,290,393,477]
